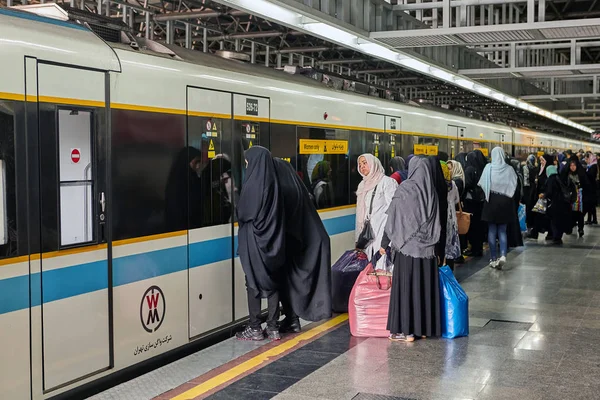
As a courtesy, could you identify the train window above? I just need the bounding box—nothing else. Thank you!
[187,116,234,229]
[0,160,7,245]
[0,105,15,256]
[296,127,350,210]
[57,110,94,246]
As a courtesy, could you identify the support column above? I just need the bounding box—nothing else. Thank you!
[185,23,192,49]
[443,0,450,28]
[203,28,208,53]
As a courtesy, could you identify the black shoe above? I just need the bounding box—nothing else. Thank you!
[545,235,554,241]
[236,326,265,341]
[552,239,563,245]
[579,230,585,238]
[470,251,483,257]
[279,317,301,334]
[265,327,281,341]
[454,256,465,264]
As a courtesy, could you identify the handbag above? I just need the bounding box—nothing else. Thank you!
[348,253,393,337]
[532,198,547,214]
[456,201,471,235]
[356,185,378,250]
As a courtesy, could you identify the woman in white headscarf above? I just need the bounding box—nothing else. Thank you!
[478,147,518,270]
[355,154,398,261]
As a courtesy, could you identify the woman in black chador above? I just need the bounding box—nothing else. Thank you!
[236,146,286,341]
[273,157,332,333]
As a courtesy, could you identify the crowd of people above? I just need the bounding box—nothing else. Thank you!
[235,145,600,343]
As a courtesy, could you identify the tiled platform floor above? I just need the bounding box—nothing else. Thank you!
[91,225,600,400]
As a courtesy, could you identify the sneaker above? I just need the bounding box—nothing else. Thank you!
[235,326,265,341]
[265,327,281,341]
[278,317,301,334]
[497,256,506,269]
[487,259,498,269]
[389,333,415,342]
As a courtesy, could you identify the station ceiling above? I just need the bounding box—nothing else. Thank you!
[5,0,600,141]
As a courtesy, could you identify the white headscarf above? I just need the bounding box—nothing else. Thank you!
[356,154,385,230]
[478,147,517,202]
[447,160,465,182]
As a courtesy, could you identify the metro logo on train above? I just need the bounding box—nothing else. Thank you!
[140,286,166,333]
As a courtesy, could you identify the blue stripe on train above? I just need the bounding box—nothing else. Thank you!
[0,213,355,315]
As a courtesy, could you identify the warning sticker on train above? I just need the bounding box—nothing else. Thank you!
[70,148,81,164]
[206,120,212,131]
[140,286,166,333]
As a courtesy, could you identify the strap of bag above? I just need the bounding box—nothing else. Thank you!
[457,201,463,214]
[366,185,378,219]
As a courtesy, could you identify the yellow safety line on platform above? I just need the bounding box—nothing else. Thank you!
[170,314,349,400]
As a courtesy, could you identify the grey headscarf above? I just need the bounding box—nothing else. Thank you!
[384,157,441,259]
[390,157,406,172]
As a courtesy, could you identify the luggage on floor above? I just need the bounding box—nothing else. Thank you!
[331,250,369,313]
[518,203,527,232]
[349,256,392,337]
[439,265,469,339]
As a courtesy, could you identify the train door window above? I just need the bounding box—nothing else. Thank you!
[187,116,234,228]
[297,127,349,210]
[0,105,18,258]
[57,109,94,246]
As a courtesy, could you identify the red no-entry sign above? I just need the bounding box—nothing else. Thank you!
[71,148,81,164]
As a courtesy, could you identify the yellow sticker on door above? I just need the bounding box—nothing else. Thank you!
[208,139,216,158]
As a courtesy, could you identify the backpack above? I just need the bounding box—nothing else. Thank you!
[557,176,576,204]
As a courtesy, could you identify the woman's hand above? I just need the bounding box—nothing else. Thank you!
[539,193,544,199]
[379,247,386,256]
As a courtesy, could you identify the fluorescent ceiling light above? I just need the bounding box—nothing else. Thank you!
[216,0,594,134]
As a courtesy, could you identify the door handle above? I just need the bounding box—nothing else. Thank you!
[100,191,106,213]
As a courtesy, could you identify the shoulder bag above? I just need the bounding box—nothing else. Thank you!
[356,185,378,250]
[456,201,471,235]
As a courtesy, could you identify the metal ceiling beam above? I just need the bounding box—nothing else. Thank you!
[370,18,600,47]
[318,59,368,64]
[460,63,600,78]
[154,9,247,21]
[394,0,529,11]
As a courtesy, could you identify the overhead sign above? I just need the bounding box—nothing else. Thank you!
[299,139,348,154]
[70,148,81,164]
[413,144,438,156]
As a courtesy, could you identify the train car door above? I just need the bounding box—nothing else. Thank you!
[448,125,466,156]
[31,62,111,392]
[186,87,235,339]
[232,94,270,321]
[366,113,385,168]
[385,115,402,169]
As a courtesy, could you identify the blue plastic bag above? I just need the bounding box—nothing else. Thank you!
[518,203,527,232]
[439,265,469,339]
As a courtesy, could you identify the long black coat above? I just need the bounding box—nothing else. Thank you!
[544,174,572,233]
[273,158,332,322]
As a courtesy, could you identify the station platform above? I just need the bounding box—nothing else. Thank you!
[90,225,600,400]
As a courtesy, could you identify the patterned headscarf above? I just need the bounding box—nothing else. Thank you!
[440,161,451,192]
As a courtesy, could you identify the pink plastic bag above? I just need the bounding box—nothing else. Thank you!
[348,261,392,337]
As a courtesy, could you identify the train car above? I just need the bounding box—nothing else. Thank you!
[1,6,599,399]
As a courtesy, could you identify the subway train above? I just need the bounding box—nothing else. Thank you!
[1,6,599,400]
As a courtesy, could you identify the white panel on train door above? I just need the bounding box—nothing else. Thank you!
[36,63,110,391]
[187,87,234,339]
